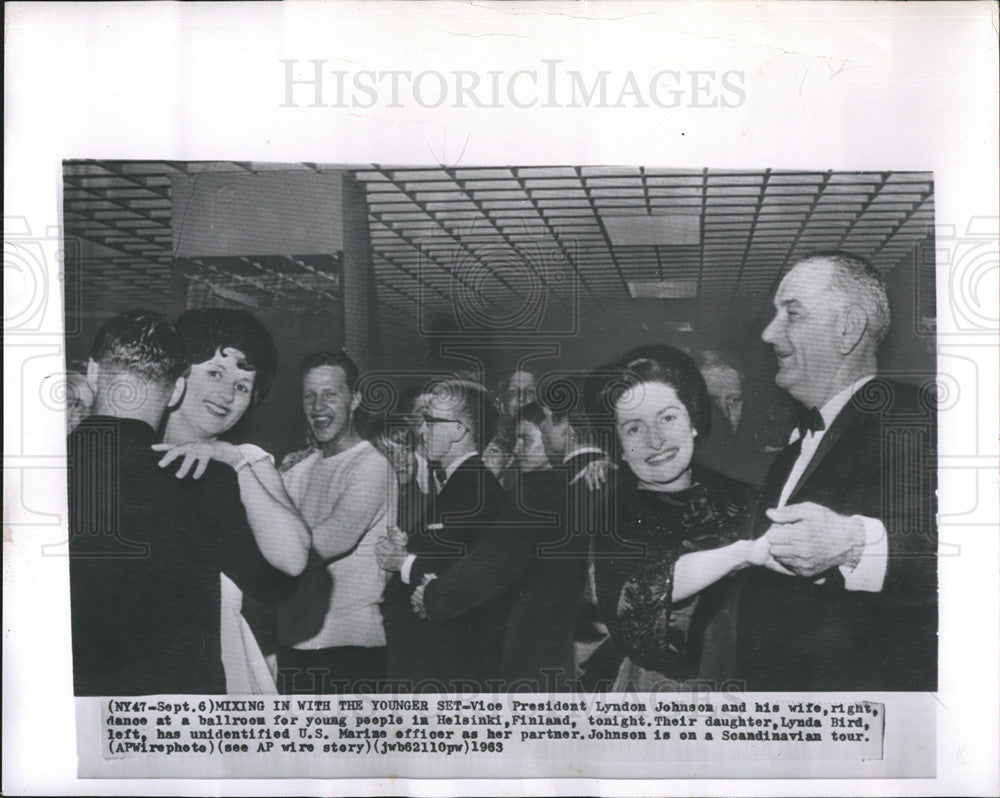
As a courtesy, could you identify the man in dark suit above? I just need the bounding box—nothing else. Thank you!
[377,379,507,688]
[735,251,937,691]
[69,310,297,695]
[407,400,606,691]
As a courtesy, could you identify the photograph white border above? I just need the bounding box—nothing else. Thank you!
[4,2,998,795]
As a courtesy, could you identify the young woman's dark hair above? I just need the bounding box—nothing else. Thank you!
[588,344,712,439]
[175,308,278,407]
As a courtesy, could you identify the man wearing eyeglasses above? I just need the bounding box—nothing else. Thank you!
[377,379,507,689]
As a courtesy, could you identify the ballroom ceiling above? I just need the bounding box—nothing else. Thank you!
[62,161,935,352]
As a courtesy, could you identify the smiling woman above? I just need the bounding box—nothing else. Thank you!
[156,308,311,694]
[589,345,774,690]
[168,348,255,441]
[615,381,697,492]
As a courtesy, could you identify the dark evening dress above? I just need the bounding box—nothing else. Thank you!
[594,466,754,690]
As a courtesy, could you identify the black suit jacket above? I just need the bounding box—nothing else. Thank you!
[68,416,295,695]
[735,379,937,691]
[419,457,600,691]
[382,454,507,686]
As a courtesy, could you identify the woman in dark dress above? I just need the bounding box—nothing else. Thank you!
[150,308,310,693]
[591,345,771,690]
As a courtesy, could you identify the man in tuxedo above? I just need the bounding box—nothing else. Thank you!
[407,400,606,690]
[377,379,507,688]
[69,310,296,695]
[736,251,937,691]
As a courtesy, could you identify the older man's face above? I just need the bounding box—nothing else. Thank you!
[703,365,743,431]
[762,260,844,408]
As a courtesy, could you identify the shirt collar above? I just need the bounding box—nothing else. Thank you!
[443,450,478,482]
[789,375,876,444]
[819,374,877,428]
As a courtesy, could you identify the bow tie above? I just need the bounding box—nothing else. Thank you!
[796,406,825,439]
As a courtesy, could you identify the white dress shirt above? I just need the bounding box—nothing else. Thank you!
[400,451,478,585]
[776,376,888,592]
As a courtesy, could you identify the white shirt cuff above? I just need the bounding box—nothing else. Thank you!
[839,515,888,592]
[401,553,417,585]
[236,443,274,465]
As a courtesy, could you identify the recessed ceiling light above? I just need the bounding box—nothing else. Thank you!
[627,279,698,299]
[602,213,701,246]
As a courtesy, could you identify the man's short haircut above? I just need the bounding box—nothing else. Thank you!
[299,349,360,392]
[430,379,499,453]
[89,309,187,386]
[518,389,578,428]
[797,250,891,343]
[541,376,591,428]
[516,400,549,429]
[176,308,277,407]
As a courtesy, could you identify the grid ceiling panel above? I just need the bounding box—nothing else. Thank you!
[63,162,934,347]
[361,165,936,327]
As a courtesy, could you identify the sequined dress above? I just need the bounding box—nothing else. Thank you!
[594,468,753,688]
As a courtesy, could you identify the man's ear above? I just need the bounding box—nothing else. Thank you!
[168,376,187,409]
[350,390,362,413]
[838,305,868,355]
[453,417,472,445]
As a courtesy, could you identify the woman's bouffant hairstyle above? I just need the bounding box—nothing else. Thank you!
[586,344,712,439]
[175,308,278,407]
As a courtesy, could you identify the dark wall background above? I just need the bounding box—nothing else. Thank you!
[377,236,935,404]
[65,164,935,462]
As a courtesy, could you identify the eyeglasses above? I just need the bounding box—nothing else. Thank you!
[419,414,466,428]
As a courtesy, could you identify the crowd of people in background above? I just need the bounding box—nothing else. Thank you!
[67,250,938,696]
